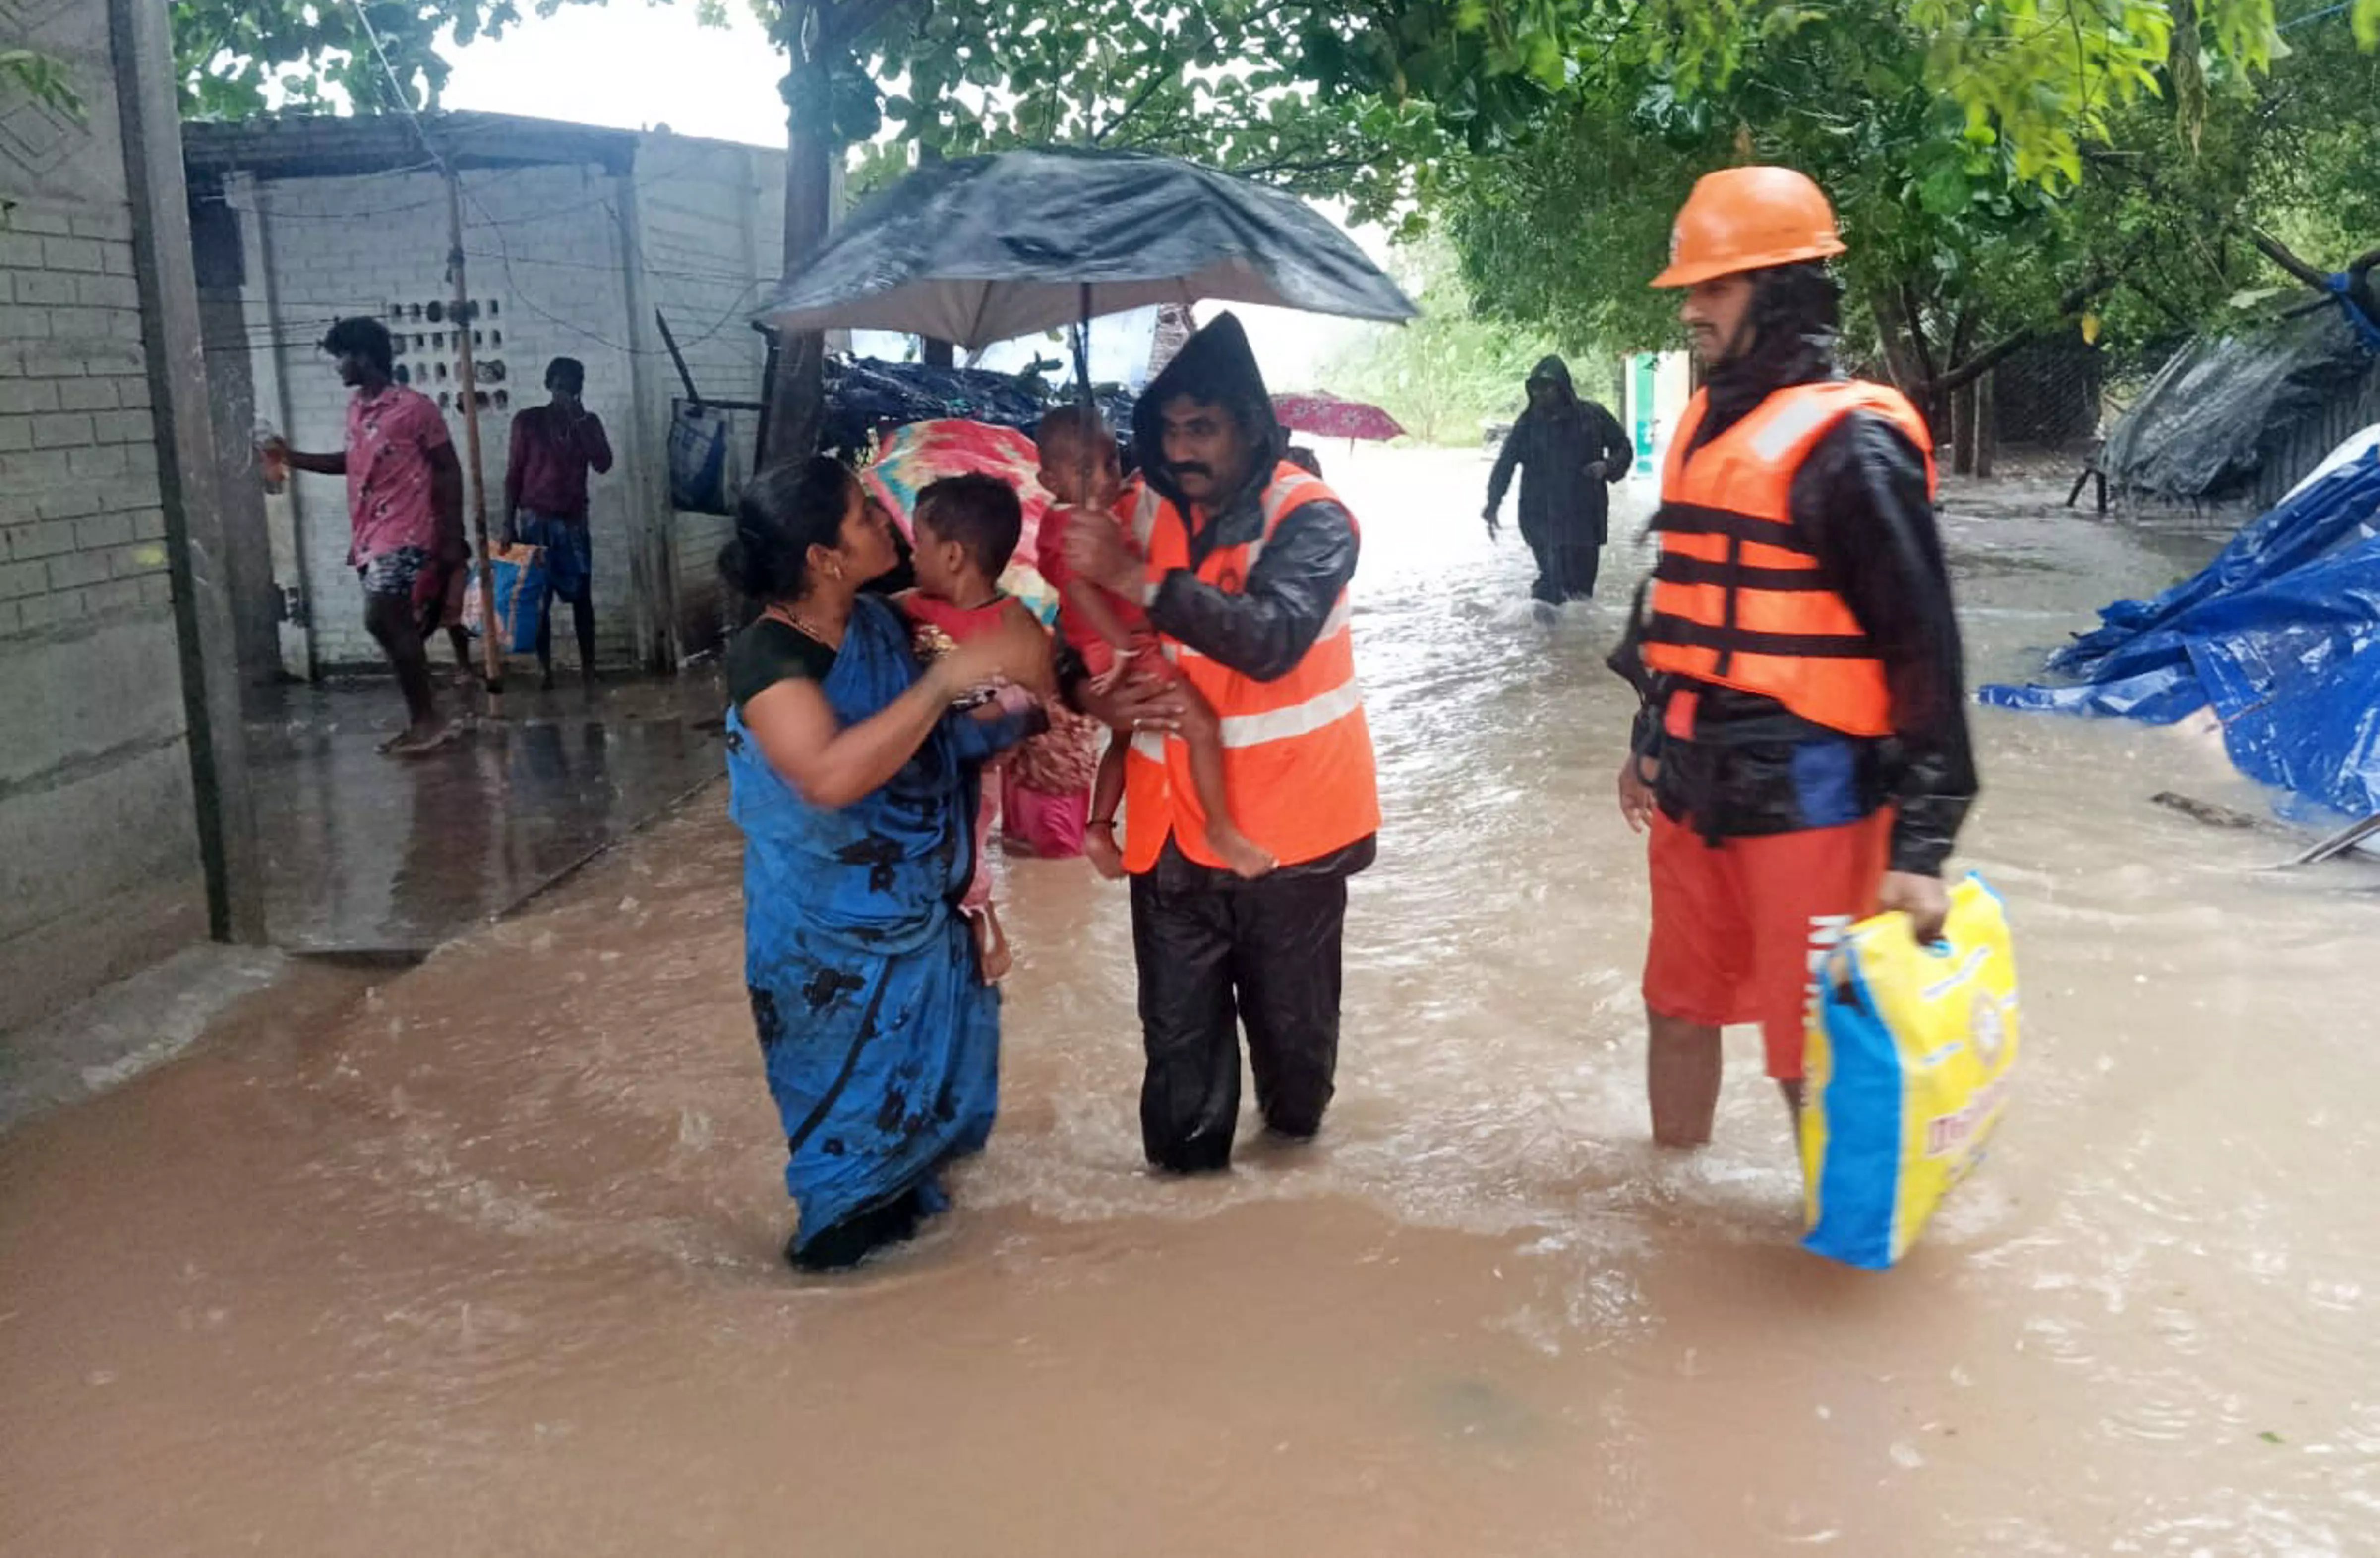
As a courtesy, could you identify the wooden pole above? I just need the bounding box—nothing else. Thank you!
[1975,368,1997,480]
[446,171,503,697]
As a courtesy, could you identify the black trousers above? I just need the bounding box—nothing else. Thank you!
[1525,529,1602,603]
[1129,843,1353,1173]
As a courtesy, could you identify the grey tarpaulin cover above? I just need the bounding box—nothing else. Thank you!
[2100,309,2373,501]
[759,148,1416,348]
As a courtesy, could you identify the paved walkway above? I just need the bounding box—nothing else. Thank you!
[244,671,727,956]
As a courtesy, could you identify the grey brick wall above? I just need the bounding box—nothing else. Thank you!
[0,0,208,1031]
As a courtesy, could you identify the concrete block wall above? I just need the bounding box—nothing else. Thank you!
[245,163,646,670]
[632,135,784,657]
[0,0,208,1030]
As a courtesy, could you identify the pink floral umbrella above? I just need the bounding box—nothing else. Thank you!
[860,418,1059,624]
[1270,391,1406,443]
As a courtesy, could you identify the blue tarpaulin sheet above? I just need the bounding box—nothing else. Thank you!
[1980,445,2380,818]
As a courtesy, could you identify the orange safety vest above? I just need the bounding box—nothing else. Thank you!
[1641,380,1937,738]
[1121,462,1381,873]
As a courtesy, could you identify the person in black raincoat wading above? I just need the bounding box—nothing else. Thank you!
[1484,356,1633,604]
[1063,315,1380,1173]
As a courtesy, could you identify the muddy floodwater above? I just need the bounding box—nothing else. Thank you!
[6,447,2379,1556]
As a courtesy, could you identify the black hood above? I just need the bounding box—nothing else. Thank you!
[1524,355,1579,412]
[1133,311,1285,513]
[1704,262,1841,426]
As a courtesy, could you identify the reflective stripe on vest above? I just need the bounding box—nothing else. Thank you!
[1121,461,1381,872]
[1640,381,1935,739]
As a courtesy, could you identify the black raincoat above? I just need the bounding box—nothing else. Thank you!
[1486,356,1632,602]
[1608,269,1977,877]
[1084,312,1377,1173]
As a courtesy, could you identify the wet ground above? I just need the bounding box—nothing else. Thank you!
[245,673,726,955]
[6,447,2379,1556]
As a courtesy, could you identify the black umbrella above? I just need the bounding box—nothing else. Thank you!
[759,148,1416,353]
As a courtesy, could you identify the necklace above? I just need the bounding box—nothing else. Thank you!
[765,602,841,646]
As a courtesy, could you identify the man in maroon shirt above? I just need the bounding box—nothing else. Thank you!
[502,357,614,689]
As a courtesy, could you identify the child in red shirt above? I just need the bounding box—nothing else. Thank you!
[899,475,1051,981]
[1033,408,1272,881]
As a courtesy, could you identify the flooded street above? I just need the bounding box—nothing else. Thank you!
[6,446,2380,1556]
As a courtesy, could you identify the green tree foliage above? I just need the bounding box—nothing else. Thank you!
[172,0,2363,456]
[1319,231,1602,445]
[170,0,601,117]
[1434,0,2377,404]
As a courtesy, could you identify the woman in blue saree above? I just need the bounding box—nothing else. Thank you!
[720,457,1044,1271]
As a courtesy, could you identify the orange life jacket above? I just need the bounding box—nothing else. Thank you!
[1121,462,1380,873]
[1641,380,1937,738]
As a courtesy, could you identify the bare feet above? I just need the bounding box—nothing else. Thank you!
[1084,828,1127,880]
[384,719,459,757]
[1210,824,1276,880]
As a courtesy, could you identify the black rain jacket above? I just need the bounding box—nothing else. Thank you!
[1486,356,1632,546]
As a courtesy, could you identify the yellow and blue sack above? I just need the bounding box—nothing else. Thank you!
[1800,873,2019,1269]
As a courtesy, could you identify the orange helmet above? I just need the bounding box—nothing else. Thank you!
[1651,166,1846,288]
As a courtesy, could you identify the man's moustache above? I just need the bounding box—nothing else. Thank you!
[1169,463,1212,480]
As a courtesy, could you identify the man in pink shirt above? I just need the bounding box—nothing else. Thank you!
[502,357,613,690]
[269,317,466,753]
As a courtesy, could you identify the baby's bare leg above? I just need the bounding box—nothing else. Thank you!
[1178,685,1274,878]
[1085,735,1129,880]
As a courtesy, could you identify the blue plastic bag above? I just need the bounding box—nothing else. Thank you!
[489,543,548,655]
[668,402,735,515]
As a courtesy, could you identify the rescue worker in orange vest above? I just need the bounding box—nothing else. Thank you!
[1065,314,1381,1173]
[1610,167,1978,1148]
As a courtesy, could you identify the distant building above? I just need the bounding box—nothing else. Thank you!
[182,112,796,677]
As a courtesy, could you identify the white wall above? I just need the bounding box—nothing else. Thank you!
[630,133,785,657]
[244,163,645,670]
[239,133,791,672]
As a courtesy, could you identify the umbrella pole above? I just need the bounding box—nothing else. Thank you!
[1074,282,1094,496]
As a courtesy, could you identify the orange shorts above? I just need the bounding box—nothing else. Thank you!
[1642,808,1891,1080]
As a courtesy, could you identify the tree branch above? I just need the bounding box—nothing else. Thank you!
[1215,152,1372,181]
[1091,69,1176,146]
[822,0,915,52]
[2348,245,2380,317]
[1899,280,1941,386]
[1927,266,2125,399]
[2249,227,2330,292]
[2122,276,2195,331]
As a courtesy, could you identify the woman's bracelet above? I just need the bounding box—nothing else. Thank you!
[1087,817,1117,830]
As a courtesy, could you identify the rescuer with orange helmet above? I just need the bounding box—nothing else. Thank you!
[1610,167,1979,1147]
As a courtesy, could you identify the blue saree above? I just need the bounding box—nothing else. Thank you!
[726,593,1028,1260]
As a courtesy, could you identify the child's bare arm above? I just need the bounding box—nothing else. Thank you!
[1061,575,1140,659]
[998,597,1058,698]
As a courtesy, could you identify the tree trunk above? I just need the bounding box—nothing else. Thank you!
[1950,384,1976,477]
[763,14,833,469]
[1869,293,1925,401]
[1975,369,1997,480]
[1946,309,1979,475]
